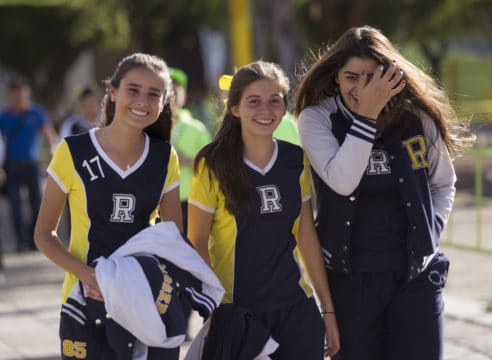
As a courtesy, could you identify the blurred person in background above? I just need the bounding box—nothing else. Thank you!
[169,67,212,340]
[294,25,474,360]
[0,131,5,283]
[58,85,101,141]
[0,77,56,252]
[169,67,211,235]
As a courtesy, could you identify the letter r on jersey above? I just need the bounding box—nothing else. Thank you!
[110,194,136,223]
[257,185,282,214]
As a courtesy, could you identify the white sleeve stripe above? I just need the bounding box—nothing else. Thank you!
[47,169,68,193]
[189,286,217,305]
[348,131,375,144]
[61,308,86,326]
[188,287,216,309]
[350,125,376,137]
[188,199,215,214]
[322,248,332,258]
[352,119,377,133]
[163,180,180,193]
[352,124,376,138]
[63,302,87,320]
[302,195,312,202]
[350,126,376,139]
[184,288,213,315]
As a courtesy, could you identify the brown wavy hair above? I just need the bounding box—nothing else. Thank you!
[294,25,474,153]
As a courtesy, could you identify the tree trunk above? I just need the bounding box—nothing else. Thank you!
[419,41,449,80]
[252,0,303,78]
[319,0,370,44]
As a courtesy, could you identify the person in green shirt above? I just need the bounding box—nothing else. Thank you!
[170,67,212,340]
[274,112,300,145]
[170,68,212,235]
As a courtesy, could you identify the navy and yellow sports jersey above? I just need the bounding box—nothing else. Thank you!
[48,128,179,302]
[189,140,313,312]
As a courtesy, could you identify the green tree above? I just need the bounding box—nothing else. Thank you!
[121,0,227,94]
[0,0,230,107]
[292,0,370,46]
[0,0,129,107]
[251,0,303,77]
[293,0,492,79]
[384,0,491,78]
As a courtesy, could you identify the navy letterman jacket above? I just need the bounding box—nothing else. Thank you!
[298,96,456,281]
[60,222,224,359]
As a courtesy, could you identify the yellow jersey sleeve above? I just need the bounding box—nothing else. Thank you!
[300,152,312,202]
[47,140,75,193]
[163,146,180,193]
[188,158,218,213]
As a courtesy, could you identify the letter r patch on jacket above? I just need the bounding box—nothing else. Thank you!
[402,135,429,170]
[367,150,391,175]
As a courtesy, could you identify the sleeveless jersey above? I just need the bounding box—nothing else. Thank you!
[189,140,313,312]
[48,128,179,302]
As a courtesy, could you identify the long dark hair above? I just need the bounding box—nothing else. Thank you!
[294,26,474,153]
[100,53,174,141]
[195,61,289,215]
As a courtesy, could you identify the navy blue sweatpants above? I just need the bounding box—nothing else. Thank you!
[255,297,325,360]
[329,252,449,360]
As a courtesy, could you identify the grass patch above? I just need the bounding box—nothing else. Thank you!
[486,301,492,313]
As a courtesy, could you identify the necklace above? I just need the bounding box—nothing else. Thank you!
[98,127,143,171]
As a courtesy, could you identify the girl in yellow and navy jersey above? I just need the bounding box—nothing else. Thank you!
[34,53,183,359]
[188,61,340,359]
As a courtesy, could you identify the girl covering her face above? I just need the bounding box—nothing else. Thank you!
[294,26,474,360]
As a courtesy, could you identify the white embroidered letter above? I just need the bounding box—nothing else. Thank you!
[257,185,282,213]
[110,194,135,223]
[367,150,391,175]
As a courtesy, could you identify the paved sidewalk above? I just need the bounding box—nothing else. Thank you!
[0,248,491,359]
[440,247,492,360]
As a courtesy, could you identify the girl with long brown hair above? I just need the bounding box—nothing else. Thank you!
[294,25,474,360]
[188,60,340,359]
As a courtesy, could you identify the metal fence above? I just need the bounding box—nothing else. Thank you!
[442,147,492,254]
